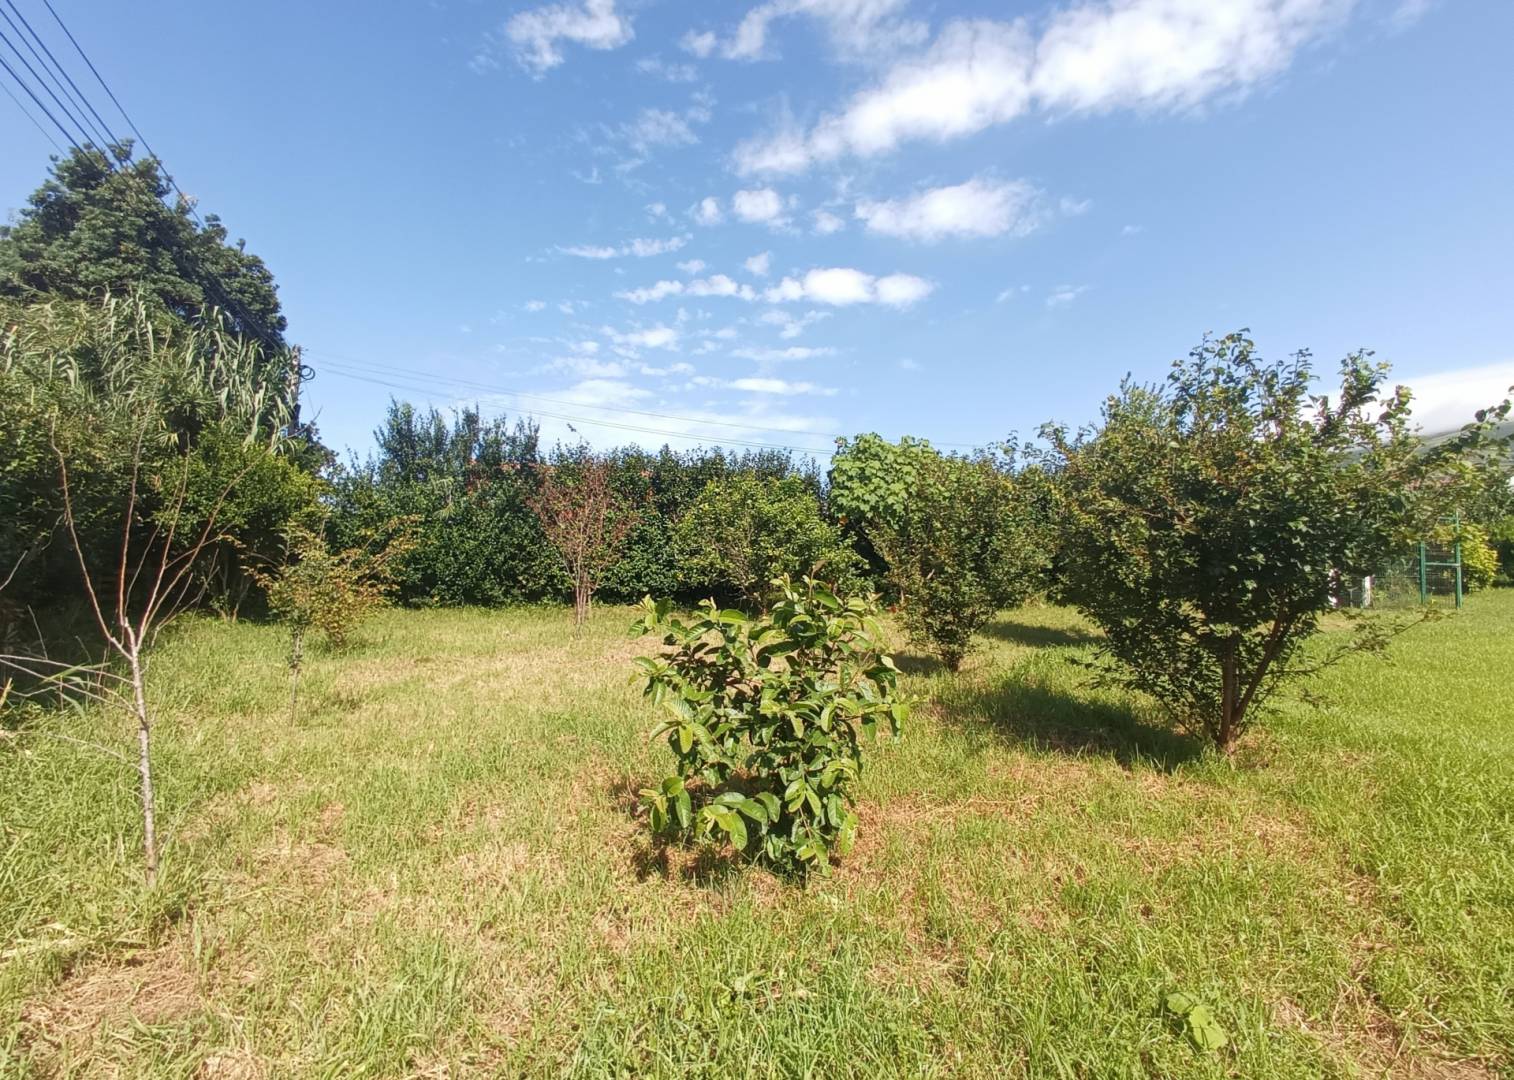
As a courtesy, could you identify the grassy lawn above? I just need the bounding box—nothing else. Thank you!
[2,592,1511,1078]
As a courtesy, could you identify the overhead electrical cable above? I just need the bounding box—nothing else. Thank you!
[317,364,841,459]
[306,348,983,450]
[0,69,60,151]
[0,31,83,152]
[2,0,118,148]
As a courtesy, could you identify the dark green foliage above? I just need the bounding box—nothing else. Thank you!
[1041,331,1502,752]
[869,450,1049,670]
[1492,518,1514,586]
[0,294,313,630]
[632,577,906,874]
[326,405,835,609]
[326,402,561,606]
[0,144,287,353]
[673,474,860,606]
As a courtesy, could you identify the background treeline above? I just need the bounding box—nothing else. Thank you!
[323,402,838,608]
[3,144,1513,653]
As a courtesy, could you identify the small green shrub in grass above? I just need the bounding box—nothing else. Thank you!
[631,577,907,875]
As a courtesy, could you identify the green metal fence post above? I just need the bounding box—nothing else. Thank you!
[1453,515,1464,609]
[1418,539,1428,605]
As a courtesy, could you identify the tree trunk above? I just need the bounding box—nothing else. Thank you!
[574,582,589,628]
[289,627,303,724]
[128,650,158,888]
[1217,647,1239,754]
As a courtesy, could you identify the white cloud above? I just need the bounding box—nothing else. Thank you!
[677,258,707,274]
[760,309,831,339]
[856,177,1044,242]
[635,55,698,82]
[616,280,685,304]
[876,273,934,306]
[734,1,1350,175]
[691,196,724,226]
[744,251,772,276]
[811,209,845,235]
[645,202,670,221]
[1397,360,1514,434]
[764,267,934,308]
[1046,284,1087,307]
[995,284,1030,303]
[718,0,927,62]
[556,377,653,406]
[687,274,758,300]
[550,355,632,379]
[505,0,634,75]
[732,187,789,226]
[1121,223,1145,236]
[730,347,838,364]
[1031,0,1349,115]
[730,376,837,395]
[621,108,699,153]
[524,299,547,312]
[680,29,718,57]
[1388,0,1434,31]
[734,19,1033,174]
[1059,195,1093,216]
[559,235,689,259]
[603,324,681,351]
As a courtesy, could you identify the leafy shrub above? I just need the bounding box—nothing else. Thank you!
[1042,332,1500,753]
[1431,521,1497,591]
[868,450,1048,670]
[1492,517,1514,587]
[673,474,860,606]
[631,577,907,875]
[263,526,409,651]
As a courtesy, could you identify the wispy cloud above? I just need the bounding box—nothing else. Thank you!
[855,177,1045,242]
[764,267,934,307]
[500,0,634,76]
[734,0,1350,175]
[558,235,690,259]
[1046,284,1088,308]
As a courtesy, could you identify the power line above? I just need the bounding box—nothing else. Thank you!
[2,0,118,149]
[0,6,94,146]
[0,66,59,151]
[318,363,841,459]
[305,348,982,449]
[27,0,287,354]
[0,31,83,152]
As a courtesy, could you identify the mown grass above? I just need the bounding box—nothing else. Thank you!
[1,592,1510,1077]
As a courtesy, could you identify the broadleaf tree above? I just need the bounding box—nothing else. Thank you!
[1041,331,1510,753]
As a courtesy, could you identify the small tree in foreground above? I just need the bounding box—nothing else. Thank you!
[528,455,635,626]
[631,577,907,875]
[1042,332,1510,754]
[259,526,408,721]
[867,449,1049,671]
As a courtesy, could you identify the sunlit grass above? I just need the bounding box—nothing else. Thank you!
[2,593,1510,1077]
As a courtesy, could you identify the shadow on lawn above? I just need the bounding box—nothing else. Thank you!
[946,673,1204,772]
[980,618,1100,650]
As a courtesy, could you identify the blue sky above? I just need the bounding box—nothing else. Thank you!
[2,0,1512,460]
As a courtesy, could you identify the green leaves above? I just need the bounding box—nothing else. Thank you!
[1042,332,1485,752]
[1162,991,1229,1052]
[631,576,908,875]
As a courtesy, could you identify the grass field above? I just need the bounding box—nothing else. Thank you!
[2,591,1511,1078]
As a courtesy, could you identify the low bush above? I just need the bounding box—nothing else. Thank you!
[1432,521,1498,591]
[869,451,1048,670]
[672,474,860,607]
[631,577,906,875]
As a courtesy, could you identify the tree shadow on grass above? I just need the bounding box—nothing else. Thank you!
[943,673,1205,773]
[980,619,1100,649]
